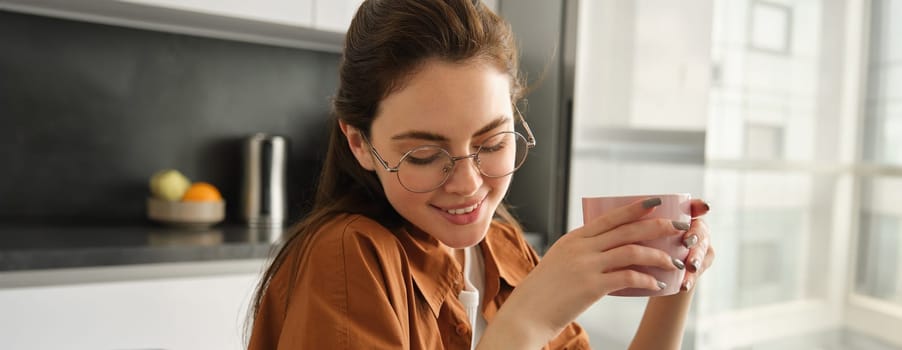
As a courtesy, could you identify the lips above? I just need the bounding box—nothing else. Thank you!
[435,197,484,215]
[444,202,479,215]
[432,197,486,225]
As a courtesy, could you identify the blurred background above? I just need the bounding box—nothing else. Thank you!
[0,0,899,349]
[561,0,902,349]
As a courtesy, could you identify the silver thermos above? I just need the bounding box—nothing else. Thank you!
[242,133,287,229]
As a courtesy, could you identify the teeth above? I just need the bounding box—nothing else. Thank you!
[446,203,478,215]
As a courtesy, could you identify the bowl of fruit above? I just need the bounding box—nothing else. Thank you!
[147,169,225,228]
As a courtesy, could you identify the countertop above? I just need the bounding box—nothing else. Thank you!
[0,223,283,272]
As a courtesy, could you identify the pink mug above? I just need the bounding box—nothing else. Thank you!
[582,193,692,297]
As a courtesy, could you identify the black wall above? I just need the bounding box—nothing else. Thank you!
[500,0,572,239]
[0,11,341,224]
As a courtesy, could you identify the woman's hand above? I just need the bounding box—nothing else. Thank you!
[493,198,688,341]
[679,199,715,292]
[629,199,713,350]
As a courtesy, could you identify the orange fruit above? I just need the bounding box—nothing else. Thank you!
[181,182,223,202]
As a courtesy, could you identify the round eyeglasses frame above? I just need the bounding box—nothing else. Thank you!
[361,117,536,193]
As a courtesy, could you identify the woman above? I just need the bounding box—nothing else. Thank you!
[247,0,714,349]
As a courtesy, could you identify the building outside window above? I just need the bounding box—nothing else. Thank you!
[568,0,902,348]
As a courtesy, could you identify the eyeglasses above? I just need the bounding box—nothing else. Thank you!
[362,118,536,193]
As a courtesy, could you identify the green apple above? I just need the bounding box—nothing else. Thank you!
[150,169,191,201]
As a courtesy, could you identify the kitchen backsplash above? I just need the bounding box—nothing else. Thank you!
[0,10,340,224]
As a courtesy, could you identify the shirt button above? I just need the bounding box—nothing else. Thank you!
[455,323,470,336]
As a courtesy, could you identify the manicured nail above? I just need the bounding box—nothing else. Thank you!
[643,198,663,209]
[672,257,685,270]
[683,280,693,291]
[689,258,701,272]
[683,234,698,248]
[703,201,711,211]
[672,221,690,231]
[657,280,667,290]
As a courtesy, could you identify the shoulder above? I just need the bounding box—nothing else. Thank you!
[270,215,416,347]
[316,214,400,241]
[305,214,407,266]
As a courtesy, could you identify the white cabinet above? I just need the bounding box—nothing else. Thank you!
[312,0,499,32]
[0,0,505,51]
[121,0,366,32]
[314,0,363,32]
[121,0,315,27]
[0,0,363,52]
[0,266,262,350]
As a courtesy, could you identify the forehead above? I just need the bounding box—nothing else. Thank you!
[371,60,514,139]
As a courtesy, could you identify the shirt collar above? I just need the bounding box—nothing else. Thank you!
[397,225,461,318]
[397,221,535,318]
[482,221,534,288]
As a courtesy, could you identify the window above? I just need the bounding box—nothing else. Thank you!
[847,0,902,339]
[568,0,902,348]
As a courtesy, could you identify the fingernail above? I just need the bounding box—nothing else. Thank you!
[657,280,667,290]
[690,258,701,272]
[703,201,711,211]
[672,257,685,270]
[672,221,690,231]
[643,198,663,209]
[683,280,693,291]
[683,234,698,248]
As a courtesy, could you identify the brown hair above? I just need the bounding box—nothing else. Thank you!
[246,0,526,338]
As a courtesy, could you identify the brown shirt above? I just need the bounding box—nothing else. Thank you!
[248,214,590,349]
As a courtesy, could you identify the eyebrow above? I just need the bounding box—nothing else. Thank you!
[390,115,511,142]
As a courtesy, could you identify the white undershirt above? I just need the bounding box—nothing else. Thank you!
[457,245,487,349]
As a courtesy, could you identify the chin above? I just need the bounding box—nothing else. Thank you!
[439,235,484,249]
[439,239,483,250]
[436,219,492,249]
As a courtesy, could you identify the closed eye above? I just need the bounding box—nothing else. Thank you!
[480,140,507,153]
[402,147,447,166]
[405,154,443,165]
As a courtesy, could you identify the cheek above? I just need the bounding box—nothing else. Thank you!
[376,171,425,208]
[479,176,513,215]
[487,176,512,200]
[374,170,400,195]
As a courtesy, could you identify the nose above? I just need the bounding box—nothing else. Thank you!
[442,155,482,196]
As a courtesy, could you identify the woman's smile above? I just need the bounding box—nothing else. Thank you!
[432,195,486,225]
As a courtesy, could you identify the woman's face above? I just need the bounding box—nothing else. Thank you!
[355,60,515,249]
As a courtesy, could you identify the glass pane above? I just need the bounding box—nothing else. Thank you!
[701,169,827,313]
[704,0,847,314]
[707,0,844,163]
[863,0,902,166]
[855,176,902,305]
[571,0,712,131]
[853,0,902,308]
